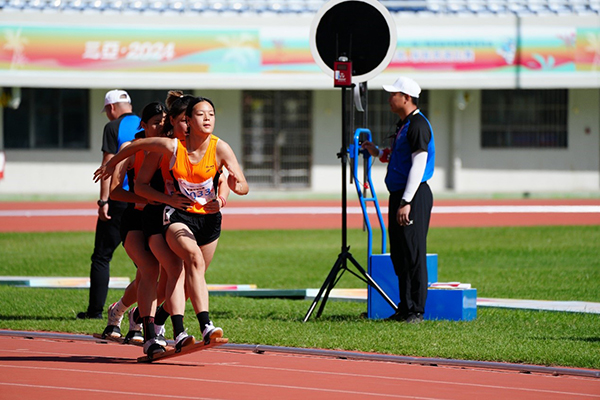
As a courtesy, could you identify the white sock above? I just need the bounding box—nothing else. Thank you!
[113,299,129,318]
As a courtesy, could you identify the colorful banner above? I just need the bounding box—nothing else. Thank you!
[387,27,517,72]
[0,25,263,73]
[0,23,598,76]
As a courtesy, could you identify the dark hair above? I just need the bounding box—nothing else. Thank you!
[139,101,167,128]
[410,96,419,106]
[162,91,195,136]
[185,96,215,118]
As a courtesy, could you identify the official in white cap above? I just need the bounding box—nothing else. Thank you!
[102,89,132,113]
[382,76,422,98]
[362,76,436,323]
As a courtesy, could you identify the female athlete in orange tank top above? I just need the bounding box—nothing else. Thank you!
[135,92,229,352]
[95,96,248,350]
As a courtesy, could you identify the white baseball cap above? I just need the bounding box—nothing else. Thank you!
[382,77,421,98]
[102,89,131,112]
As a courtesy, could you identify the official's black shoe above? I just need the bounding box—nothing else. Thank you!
[406,313,424,324]
[76,311,102,320]
[385,310,408,322]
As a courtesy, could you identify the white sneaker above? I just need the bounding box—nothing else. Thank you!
[202,321,223,344]
[154,324,165,337]
[174,330,195,351]
[107,301,124,327]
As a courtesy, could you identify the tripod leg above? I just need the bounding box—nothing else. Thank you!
[316,255,345,318]
[303,255,344,322]
[347,253,398,311]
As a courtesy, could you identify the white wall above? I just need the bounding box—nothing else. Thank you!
[455,89,600,192]
[1,88,598,196]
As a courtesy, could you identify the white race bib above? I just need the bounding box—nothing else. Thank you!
[177,177,216,205]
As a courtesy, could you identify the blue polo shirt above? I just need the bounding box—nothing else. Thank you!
[101,113,142,191]
[385,110,435,193]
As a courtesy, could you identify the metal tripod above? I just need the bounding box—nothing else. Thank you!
[303,86,397,322]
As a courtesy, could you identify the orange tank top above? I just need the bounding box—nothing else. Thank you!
[170,135,220,214]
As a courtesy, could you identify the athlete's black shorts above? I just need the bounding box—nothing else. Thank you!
[119,206,144,243]
[142,203,166,239]
[164,206,222,246]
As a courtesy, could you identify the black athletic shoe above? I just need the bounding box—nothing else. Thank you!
[143,337,166,359]
[102,324,122,339]
[76,311,102,320]
[123,330,144,344]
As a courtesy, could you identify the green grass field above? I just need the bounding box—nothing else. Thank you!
[1,226,599,369]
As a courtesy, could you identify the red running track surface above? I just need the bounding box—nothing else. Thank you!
[0,334,598,400]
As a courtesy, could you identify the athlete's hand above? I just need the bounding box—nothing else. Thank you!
[169,193,194,211]
[93,163,115,183]
[227,171,249,195]
[203,198,221,214]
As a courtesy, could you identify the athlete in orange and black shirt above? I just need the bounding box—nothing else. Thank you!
[95,96,247,353]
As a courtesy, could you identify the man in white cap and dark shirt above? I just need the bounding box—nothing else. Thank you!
[362,77,435,323]
[77,90,142,319]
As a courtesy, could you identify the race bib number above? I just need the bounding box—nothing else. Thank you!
[163,205,175,225]
[177,177,215,206]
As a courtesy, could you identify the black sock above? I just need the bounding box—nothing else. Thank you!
[155,304,171,326]
[196,311,210,333]
[171,314,185,338]
[133,307,143,324]
[142,316,156,342]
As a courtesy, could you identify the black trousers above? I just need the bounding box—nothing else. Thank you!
[87,199,127,315]
[388,182,433,317]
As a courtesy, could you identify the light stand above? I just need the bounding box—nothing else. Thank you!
[305,0,398,322]
[303,84,398,322]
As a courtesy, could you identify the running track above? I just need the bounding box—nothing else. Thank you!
[0,332,598,400]
[1,198,600,232]
[0,199,599,399]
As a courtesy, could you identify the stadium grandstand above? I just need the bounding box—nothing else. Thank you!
[0,0,599,16]
[0,0,598,196]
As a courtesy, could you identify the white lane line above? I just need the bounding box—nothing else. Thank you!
[0,382,222,400]
[0,353,597,398]
[0,364,441,399]
[1,205,600,217]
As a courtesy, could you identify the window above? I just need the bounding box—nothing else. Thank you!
[242,91,312,188]
[355,89,429,144]
[3,88,89,149]
[481,89,567,148]
[127,89,177,115]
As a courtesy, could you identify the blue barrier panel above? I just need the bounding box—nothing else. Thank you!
[367,253,476,321]
[368,253,438,319]
[425,288,477,321]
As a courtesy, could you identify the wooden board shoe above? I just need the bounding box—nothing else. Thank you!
[137,337,228,363]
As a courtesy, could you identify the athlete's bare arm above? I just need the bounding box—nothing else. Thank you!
[109,153,147,205]
[135,151,193,211]
[216,140,249,196]
[94,137,177,183]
